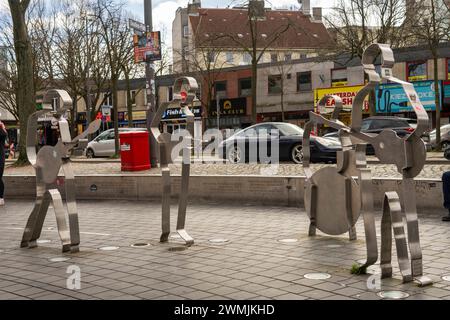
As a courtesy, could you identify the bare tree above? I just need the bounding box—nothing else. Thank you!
[326,0,410,115]
[95,0,134,157]
[410,0,450,149]
[8,0,35,164]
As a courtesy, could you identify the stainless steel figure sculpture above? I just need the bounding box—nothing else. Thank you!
[303,44,432,286]
[21,89,101,253]
[151,77,197,246]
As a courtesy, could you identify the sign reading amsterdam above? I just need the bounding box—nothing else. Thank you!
[315,85,369,112]
[133,31,161,63]
[376,80,442,113]
[210,98,247,117]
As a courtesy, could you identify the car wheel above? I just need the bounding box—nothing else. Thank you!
[291,144,304,164]
[442,142,449,150]
[445,149,450,160]
[86,149,95,159]
[227,146,243,164]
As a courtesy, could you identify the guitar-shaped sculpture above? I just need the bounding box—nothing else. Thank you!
[21,89,101,253]
[303,44,432,286]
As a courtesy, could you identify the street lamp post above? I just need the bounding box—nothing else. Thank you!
[144,0,158,168]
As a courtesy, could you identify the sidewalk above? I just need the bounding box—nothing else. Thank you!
[1,200,449,300]
[4,159,450,180]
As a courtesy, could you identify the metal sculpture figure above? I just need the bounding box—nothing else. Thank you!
[21,89,101,253]
[151,77,197,246]
[303,44,432,286]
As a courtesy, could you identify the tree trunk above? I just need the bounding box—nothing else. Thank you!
[112,76,120,157]
[124,68,133,127]
[281,76,285,122]
[9,0,35,165]
[434,55,441,149]
[251,58,258,124]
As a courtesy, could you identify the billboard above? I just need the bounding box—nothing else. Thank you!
[133,31,161,63]
[376,80,442,113]
[314,85,369,112]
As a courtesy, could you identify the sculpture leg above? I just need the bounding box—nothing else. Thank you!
[358,169,378,270]
[48,189,72,253]
[344,177,357,241]
[62,162,80,253]
[21,183,50,249]
[308,184,317,237]
[401,179,433,286]
[381,192,412,283]
[177,160,194,246]
[160,168,171,243]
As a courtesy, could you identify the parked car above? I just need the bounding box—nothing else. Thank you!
[218,122,342,164]
[85,128,147,158]
[428,124,450,150]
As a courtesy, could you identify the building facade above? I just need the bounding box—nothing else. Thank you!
[172,0,333,73]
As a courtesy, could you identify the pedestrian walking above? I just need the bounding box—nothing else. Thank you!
[0,120,7,206]
[442,172,450,221]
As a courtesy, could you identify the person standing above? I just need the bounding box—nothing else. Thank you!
[0,120,7,205]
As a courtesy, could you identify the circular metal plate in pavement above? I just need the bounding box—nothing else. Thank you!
[304,273,332,280]
[377,291,409,299]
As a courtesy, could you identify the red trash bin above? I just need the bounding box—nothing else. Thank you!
[120,131,151,171]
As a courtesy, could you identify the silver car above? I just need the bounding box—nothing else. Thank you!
[85,128,147,158]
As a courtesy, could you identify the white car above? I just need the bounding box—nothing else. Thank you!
[85,128,147,158]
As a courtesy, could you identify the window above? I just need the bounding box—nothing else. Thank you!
[215,81,227,97]
[183,25,189,37]
[331,69,348,87]
[127,90,137,106]
[285,54,292,62]
[300,53,307,59]
[243,52,252,64]
[104,93,113,106]
[51,97,58,111]
[226,52,234,64]
[168,87,174,102]
[297,72,312,92]
[407,60,427,81]
[239,78,252,97]
[447,58,450,80]
[207,51,216,63]
[271,53,278,63]
[268,75,282,94]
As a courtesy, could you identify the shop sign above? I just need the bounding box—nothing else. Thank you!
[162,106,202,121]
[210,98,247,117]
[315,85,369,112]
[376,80,442,113]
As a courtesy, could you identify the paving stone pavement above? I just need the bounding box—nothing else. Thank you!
[5,161,450,180]
[1,200,450,300]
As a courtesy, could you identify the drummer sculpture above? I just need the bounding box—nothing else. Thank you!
[303,44,432,286]
[151,77,198,246]
[20,89,101,253]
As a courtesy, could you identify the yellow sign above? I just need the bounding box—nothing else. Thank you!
[315,85,369,112]
[408,75,427,82]
[132,111,147,120]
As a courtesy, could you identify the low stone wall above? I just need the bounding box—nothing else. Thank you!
[4,175,443,210]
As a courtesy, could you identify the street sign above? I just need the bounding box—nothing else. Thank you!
[129,19,146,33]
[101,105,112,117]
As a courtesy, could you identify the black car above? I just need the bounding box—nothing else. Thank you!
[218,122,342,164]
[361,117,415,155]
[361,116,414,136]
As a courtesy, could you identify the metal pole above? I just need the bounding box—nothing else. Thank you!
[216,94,220,131]
[85,16,91,137]
[144,0,158,168]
